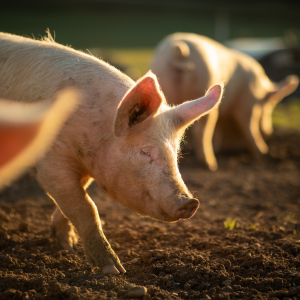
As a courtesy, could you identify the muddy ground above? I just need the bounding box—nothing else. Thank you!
[0,127,300,300]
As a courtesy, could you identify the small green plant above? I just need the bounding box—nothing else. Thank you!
[223,218,238,230]
[247,223,258,230]
[285,213,297,224]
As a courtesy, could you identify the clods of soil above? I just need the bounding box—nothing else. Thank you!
[0,127,300,300]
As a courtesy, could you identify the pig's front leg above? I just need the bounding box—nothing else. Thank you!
[36,165,125,274]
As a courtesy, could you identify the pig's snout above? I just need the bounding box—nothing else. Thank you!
[174,198,199,220]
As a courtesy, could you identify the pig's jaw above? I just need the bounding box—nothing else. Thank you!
[104,188,187,223]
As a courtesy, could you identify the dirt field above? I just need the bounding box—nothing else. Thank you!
[0,127,299,300]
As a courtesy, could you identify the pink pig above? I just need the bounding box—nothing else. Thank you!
[150,33,299,170]
[0,89,78,188]
[0,32,223,274]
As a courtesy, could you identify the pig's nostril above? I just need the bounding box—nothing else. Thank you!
[174,198,199,219]
[190,206,198,217]
[178,208,186,216]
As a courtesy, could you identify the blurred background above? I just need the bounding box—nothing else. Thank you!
[1,0,300,128]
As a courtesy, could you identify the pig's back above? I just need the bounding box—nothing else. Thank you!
[0,32,135,170]
[0,32,133,105]
[150,34,210,104]
[185,34,272,112]
[151,33,237,105]
[168,33,238,84]
[231,49,274,100]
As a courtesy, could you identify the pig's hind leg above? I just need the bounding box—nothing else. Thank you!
[50,176,95,252]
[36,162,125,274]
[191,108,219,171]
[50,207,78,252]
[233,103,268,157]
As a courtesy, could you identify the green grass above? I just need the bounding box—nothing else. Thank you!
[223,218,239,230]
[89,48,154,80]
[247,223,259,230]
[273,99,300,129]
[105,48,153,75]
[284,213,297,224]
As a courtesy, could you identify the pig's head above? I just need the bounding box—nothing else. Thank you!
[97,72,223,222]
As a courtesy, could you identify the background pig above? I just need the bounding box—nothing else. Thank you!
[0,89,78,188]
[150,33,299,170]
[0,32,223,274]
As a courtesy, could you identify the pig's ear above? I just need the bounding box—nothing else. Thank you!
[169,83,224,130]
[266,75,299,104]
[114,71,163,137]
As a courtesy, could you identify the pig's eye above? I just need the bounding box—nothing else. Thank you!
[140,149,153,163]
[141,150,150,157]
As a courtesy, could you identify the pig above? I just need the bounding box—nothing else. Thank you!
[150,33,299,170]
[0,32,224,274]
[0,89,79,188]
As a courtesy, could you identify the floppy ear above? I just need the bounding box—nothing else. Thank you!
[114,71,163,137]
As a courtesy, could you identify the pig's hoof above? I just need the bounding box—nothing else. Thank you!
[60,237,78,253]
[92,264,125,274]
[84,243,126,274]
[90,260,126,274]
[50,223,78,253]
[83,229,126,275]
[108,262,126,274]
[103,265,120,274]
